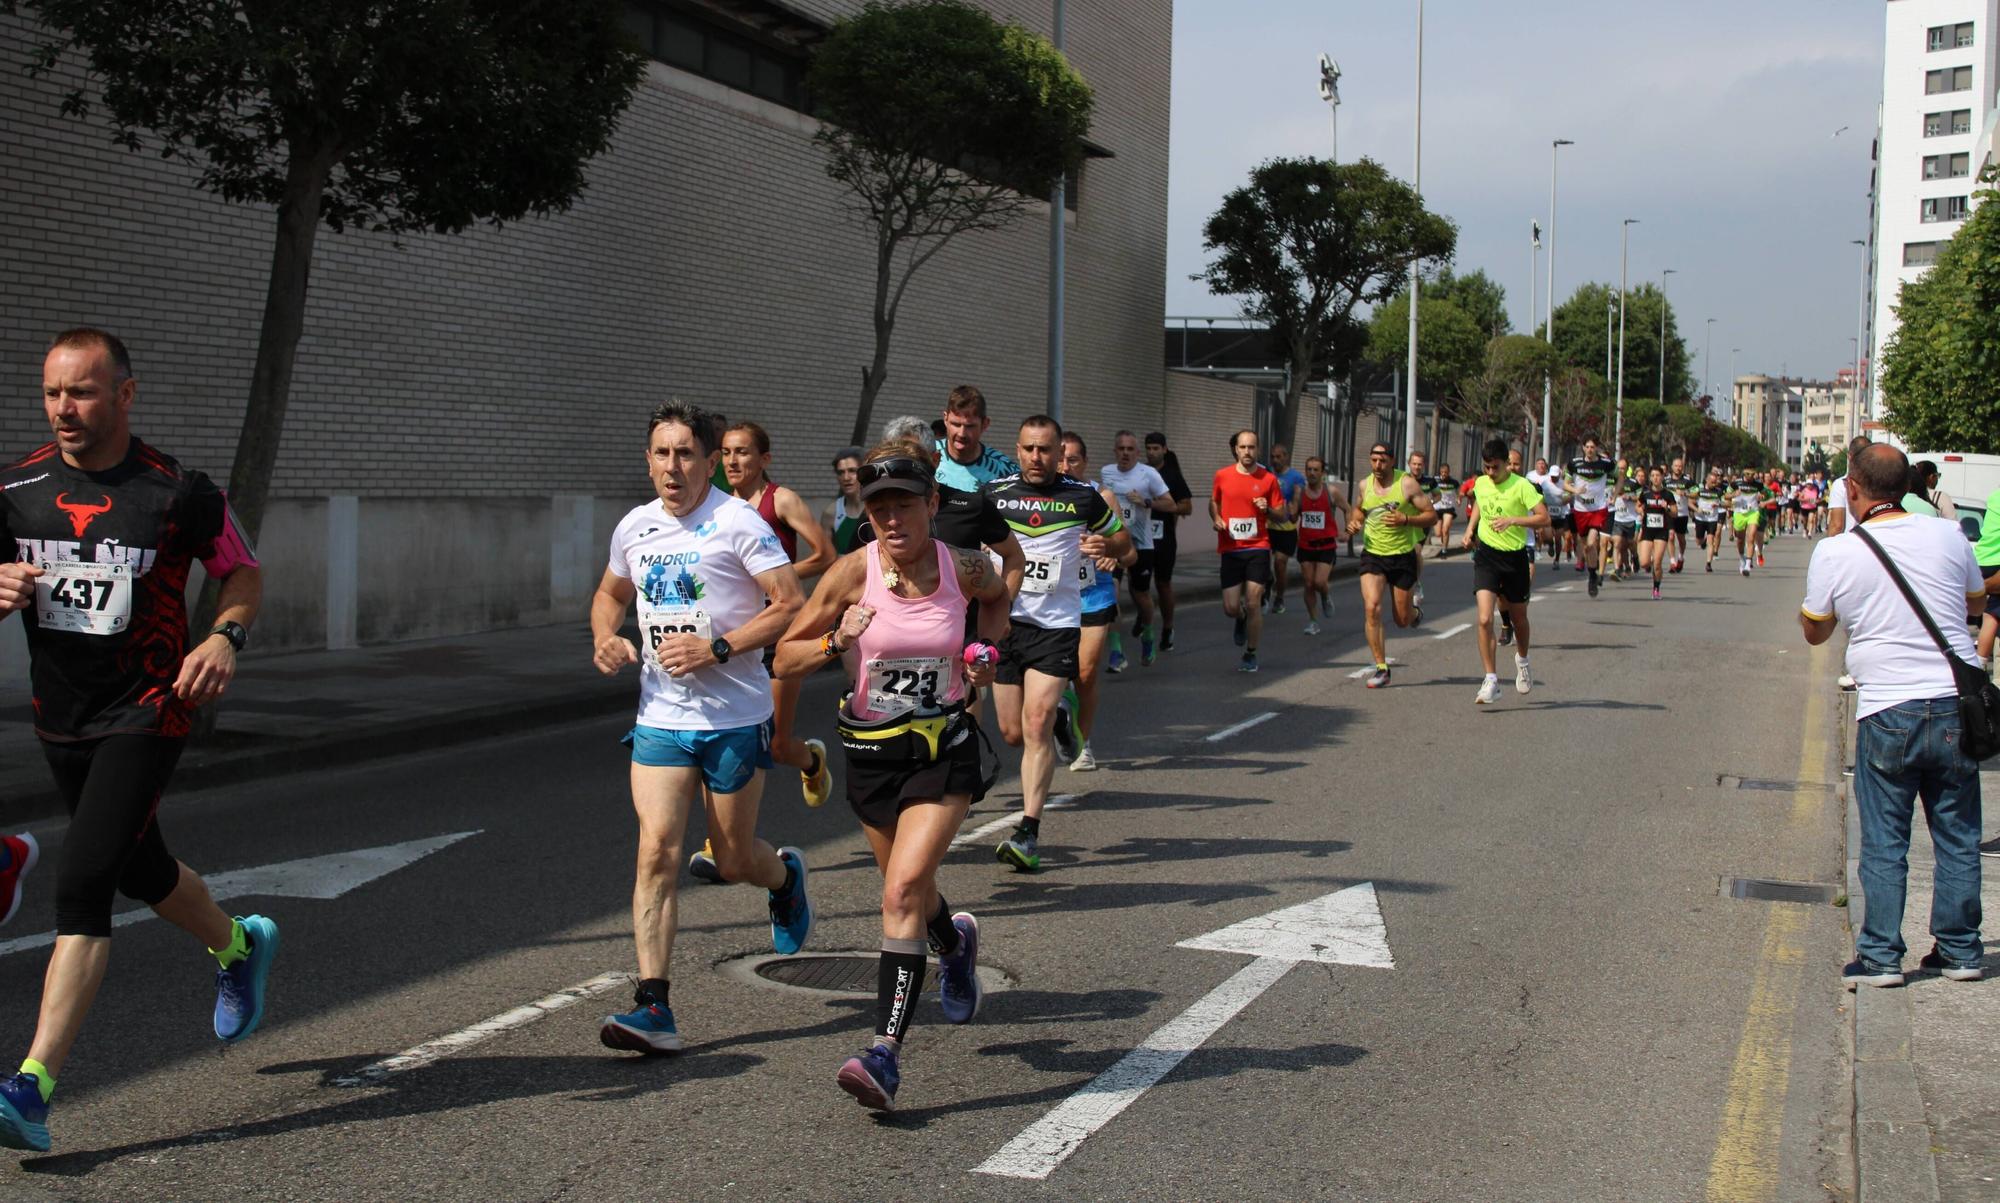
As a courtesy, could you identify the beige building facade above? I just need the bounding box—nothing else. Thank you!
[0,1,1174,651]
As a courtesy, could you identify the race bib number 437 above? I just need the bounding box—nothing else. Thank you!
[36,560,131,636]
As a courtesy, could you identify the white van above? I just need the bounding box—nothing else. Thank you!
[1904,451,2000,542]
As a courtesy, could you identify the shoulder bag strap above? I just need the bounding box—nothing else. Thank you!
[1851,524,1964,666]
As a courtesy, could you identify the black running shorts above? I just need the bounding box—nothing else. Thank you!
[1471,544,1532,605]
[996,621,1081,684]
[1219,549,1273,590]
[1358,550,1419,592]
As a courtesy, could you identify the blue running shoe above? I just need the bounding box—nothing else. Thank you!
[600,1001,684,1053]
[770,846,812,955]
[1140,630,1156,667]
[836,1043,900,1111]
[0,832,39,929]
[0,1073,49,1152]
[938,912,982,1024]
[1106,648,1127,674]
[214,914,279,1042]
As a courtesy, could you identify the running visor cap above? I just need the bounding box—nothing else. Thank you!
[858,456,935,499]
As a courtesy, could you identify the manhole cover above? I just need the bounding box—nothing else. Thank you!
[1721,877,1842,905]
[717,950,1016,997]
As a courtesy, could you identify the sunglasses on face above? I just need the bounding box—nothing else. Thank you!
[857,457,934,491]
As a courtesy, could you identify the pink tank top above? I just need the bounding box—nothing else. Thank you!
[849,540,968,720]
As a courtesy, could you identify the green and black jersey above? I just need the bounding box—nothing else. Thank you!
[985,472,1121,629]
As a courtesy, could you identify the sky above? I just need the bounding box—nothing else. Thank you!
[1165,0,1887,395]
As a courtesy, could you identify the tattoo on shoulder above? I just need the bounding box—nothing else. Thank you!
[956,549,990,589]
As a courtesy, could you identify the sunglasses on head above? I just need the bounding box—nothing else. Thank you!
[857,457,933,490]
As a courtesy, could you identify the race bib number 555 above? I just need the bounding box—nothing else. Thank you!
[36,560,131,636]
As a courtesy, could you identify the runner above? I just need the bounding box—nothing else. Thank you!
[934,385,1018,493]
[1665,456,1695,572]
[1405,451,1438,606]
[0,329,274,1154]
[772,443,1008,1111]
[1460,438,1548,704]
[1061,433,1138,771]
[1265,443,1307,615]
[1349,442,1435,688]
[1564,438,1617,597]
[1529,457,1571,565]
[1758,469,1784,565]
[1100,431,1175,666]
[822,446,866,555]
[1142,432,1195,653]
[988,417,1129,871]
[1609,471,1640,580]
[720,421,837,819]
[1295,455,1351,636]
[1797,474,1822,539]
[1433,463,1461,554]
[592,400,814,1054]
[1729,468,1769,576]
[1637,467,1677,599]
[1692,468,1727,572]
[878,415,1025,645]
[1211,429,1288,673]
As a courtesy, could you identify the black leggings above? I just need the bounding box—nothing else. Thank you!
[43,735,185,937]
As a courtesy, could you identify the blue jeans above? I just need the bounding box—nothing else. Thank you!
[1853,696,1984,970]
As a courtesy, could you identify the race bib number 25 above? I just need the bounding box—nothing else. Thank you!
[1021,552,1061,594]
[36,560,131,636]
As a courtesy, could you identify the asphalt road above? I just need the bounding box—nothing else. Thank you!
[0,535,1855,1202]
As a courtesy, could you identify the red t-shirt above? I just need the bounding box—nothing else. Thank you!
[1212,465,1285,552]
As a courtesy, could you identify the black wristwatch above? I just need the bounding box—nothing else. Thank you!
[209,621,248,652]
[709,636,732,665]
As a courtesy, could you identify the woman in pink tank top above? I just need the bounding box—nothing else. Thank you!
[773,441,1009,1112]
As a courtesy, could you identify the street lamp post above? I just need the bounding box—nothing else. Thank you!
[1605,297,1615,438]
[1729,348,1741,426]
[1704,318,1715,404]
[1656,268,1676,406]
[1319,54,1341,164]
[1850,237,1868,440]
[1541,138,1572,462]
[1046,0,1066,425]
[1616,218,1638,456]
[1403,0,1424,461]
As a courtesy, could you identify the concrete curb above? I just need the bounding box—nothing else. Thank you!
[1840,688,1945,1202]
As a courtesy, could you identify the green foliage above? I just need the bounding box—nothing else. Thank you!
[1450,334,1556,437]
[1366,293,1485,406]
[14,0,645,235]
[1547,281,1694,404]
[1878,173,2000,453]
[1422,268,1510,338]
[1199,156,1456,448]
[808,0,1093,442]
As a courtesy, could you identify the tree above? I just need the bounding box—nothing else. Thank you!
[1878,168,2000,452]
[808,0,1092,444]
[1547,367,1606,454]
[1366,293,1485,411]
[1451,334,1555,438]
[1199,156,1456,452]
[10,0,646,544]
[1427,268,1510,339]
[1546,281,1694,405]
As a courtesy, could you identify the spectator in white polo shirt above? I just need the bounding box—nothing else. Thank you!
[1801,443,1986,988]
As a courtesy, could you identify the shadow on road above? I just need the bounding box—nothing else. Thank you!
[1080,835,1351,868]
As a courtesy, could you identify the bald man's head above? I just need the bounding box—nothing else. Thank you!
[1848,442,1908,505]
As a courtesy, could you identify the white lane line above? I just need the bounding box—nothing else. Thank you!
[949,795,1083,849]
[972,956,1295,1179]
[1205,711,1278,743]
[1432,623,1471,640]
[1553,584,1575,593]
[332,970,630,1087]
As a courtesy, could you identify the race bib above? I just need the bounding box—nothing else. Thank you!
[35,560,131,636]
[1300,510,1326,531]
[1228,516,1258,540]
[1645,513,1665,529]
[639,605,712,675]
[1148,519,1164,542]
[1077,557,1098,589]
[1021,552,1061,594]
[1735,494,1757,513]
[864,656,950,718]
[1118,503,1136,530]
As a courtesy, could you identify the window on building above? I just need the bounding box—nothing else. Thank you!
[1926,65,1974,93]
[1921,196,1971,223]
[1955,109,1973,133]
[1921,153,1968,178]
[623,1,813,112]
[1904,241,1940,266]
[1928,22,1974,51]
[1947,195,1970,220]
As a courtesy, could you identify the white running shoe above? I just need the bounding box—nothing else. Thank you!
[1514,656,1532,694]
[1069,743,1098,772]
[1474,677,1501,705]
[1303,620,1321,636]
[1837,674,1856,691]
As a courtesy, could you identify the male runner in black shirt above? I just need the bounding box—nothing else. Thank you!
[0,329,275,1153]
[1143,432,1194,651]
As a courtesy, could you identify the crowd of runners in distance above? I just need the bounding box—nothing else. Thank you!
[0,331,1891,1137]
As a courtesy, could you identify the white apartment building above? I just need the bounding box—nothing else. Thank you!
[1871,1,2000,421]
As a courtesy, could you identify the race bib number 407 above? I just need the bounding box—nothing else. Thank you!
[1227,516,1258,540]
[36,560,131,635]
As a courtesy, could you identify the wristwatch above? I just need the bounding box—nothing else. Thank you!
[709,636,732,665]
[209,621,248,652]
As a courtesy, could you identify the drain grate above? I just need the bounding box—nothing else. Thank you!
[1716,774,1831,793]
[756,954,896,995]
[1721,877,1842,905]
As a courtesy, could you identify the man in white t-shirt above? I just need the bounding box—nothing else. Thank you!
[1801,443,1985,989]
[1824,434,1871,536]
[589,401,814,1053]
[1099,430,1175,666]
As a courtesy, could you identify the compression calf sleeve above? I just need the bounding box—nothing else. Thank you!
[876,939,928,1042]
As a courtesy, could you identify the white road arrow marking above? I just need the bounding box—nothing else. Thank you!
[973,882,1392,1180]
[950,796,1081,850]
[0,831,479,958]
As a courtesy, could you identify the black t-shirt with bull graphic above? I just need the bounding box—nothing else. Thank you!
[0,437,255,741]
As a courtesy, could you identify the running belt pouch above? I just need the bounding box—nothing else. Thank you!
[1854,527,2000,761]
[835,702,960,763]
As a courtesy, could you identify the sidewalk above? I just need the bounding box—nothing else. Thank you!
[0,540,1404,826]
[1844,738,2000,1200]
